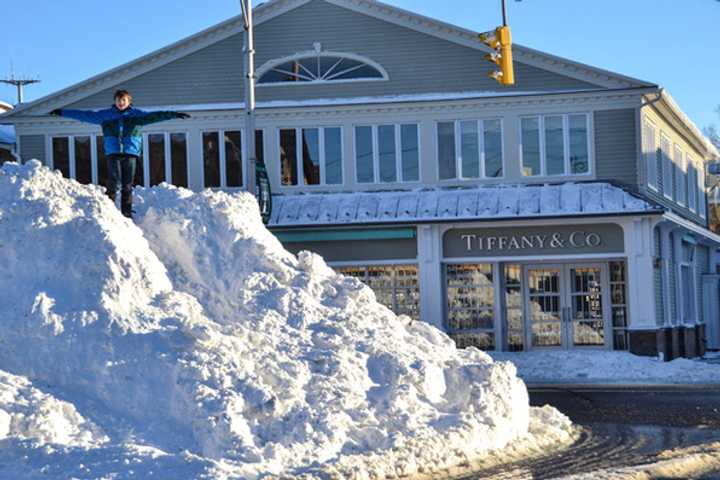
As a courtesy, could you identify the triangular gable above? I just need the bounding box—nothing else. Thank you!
[6,0,653,118]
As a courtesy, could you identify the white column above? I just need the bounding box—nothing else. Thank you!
[626,218,658,329]
[671,229,683,325]
[188,128,204,192]
[659,224,673,326]
[417,224,444,330]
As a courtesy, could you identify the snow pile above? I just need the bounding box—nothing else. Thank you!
[0,161,573,478]
[491,351,720,385]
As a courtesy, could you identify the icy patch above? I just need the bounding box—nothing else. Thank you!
[0,161,573,478]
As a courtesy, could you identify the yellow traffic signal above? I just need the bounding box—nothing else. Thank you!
[479,26,515,86]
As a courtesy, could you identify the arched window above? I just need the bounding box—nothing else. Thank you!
[257,47,388,85]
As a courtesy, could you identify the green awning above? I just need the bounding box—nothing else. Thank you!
[272,227,416,243]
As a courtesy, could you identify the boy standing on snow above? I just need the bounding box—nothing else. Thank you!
[50,89,190,219]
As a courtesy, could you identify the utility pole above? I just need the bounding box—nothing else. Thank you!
[0,74,40,104]
[240,0,272,223]
[240,0,257,195]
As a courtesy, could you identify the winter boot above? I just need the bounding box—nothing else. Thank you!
[120,190,133,219]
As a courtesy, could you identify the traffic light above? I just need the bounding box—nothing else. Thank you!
[479,26,515,86]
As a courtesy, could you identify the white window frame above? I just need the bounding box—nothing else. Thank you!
[49,134,99,184]
[278,126,345,187]
[257,50,389,87]
[141,131,190,188]
[660,133,673,200]
[519,113,593,178]
[674,144,686,206]
[643,117,658,191]
[200,128,249,189]
[354,123,421,184]
[435,118,505,181]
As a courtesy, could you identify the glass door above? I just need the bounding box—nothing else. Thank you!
[568,265,607,347]
[525,266,564,348]
[524,263,610,350]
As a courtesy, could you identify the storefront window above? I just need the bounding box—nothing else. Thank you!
[610,261,629,350]
[504,265,524,351]
[445,263,495,350]
[337,265,419,320]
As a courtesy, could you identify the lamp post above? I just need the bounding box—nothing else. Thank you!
[240,0,271,223]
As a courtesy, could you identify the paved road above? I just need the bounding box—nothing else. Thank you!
[459,387,720,479]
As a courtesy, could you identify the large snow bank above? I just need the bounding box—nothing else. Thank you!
[0,161,573,478]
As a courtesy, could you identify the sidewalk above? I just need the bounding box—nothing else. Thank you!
[489,350,720,387]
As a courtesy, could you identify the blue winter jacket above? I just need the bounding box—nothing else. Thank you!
[57,106,182,157]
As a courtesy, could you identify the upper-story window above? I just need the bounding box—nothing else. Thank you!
[674,144,686,206]
[355,124,420,184]
[642,118,658,191]
[698,162,707,218]
[660,134,673,200]
[521,114,590,177]
[688,158,698,213]
[279,127,343,186]
[202,129,264,189]
[258,45,388,85]
[437,119,503,180]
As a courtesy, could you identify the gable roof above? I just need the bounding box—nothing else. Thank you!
[4,0,654,119]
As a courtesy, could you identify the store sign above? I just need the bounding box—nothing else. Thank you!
[443,224,624,258]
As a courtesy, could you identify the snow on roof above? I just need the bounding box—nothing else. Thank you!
[0,124,15,145]
[270,182,662,228]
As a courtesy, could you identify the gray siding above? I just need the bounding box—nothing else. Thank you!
[697,245,709,324]
[19,135,45,165]
[68,0,599,109]
[669,233,677,325]
[654,227,665,326]
[594,109,638,186]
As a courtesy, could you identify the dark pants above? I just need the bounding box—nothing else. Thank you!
[107,154,137,218]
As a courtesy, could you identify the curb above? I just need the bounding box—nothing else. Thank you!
[527,383,720,391]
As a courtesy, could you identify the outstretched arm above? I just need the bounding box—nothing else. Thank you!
[134,110,191,126]
[49,108,105,125]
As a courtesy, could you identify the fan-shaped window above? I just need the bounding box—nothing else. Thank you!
[258,49,388,85]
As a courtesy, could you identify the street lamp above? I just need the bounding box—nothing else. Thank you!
[239,0,272,223]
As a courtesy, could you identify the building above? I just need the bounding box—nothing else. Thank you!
[0,100,18,165]
[2,0,719,358]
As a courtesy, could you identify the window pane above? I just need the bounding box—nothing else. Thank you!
[134,153,145,187]
[203,131,221,188]
[280,129,298,186]
[644,123,657,188]
[521,118,540,176]
[675,147,686,204]
[661,136,672,197]
[52,137,70,178]
[460,121,479,178]
[96,136,108,188]
[378,125,397,183]
[324,127,343,185]
[438,122,456,180]
[400,124,419,182]
[148,133,165,186]
[74,136,92,184]
[224,131,242,188]
[545,116,565,175]
[355,126,374,183]
[484,119,503,178]
[170,133,188,188]
[569,115,589,174]
[688,163,697,211]
[302,128,320,185]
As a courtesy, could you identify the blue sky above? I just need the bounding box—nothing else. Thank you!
[2,0,719,129]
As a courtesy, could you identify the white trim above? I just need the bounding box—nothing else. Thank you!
[643,116,659,192]
[663,212,720,244]
[256,49,389,86]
